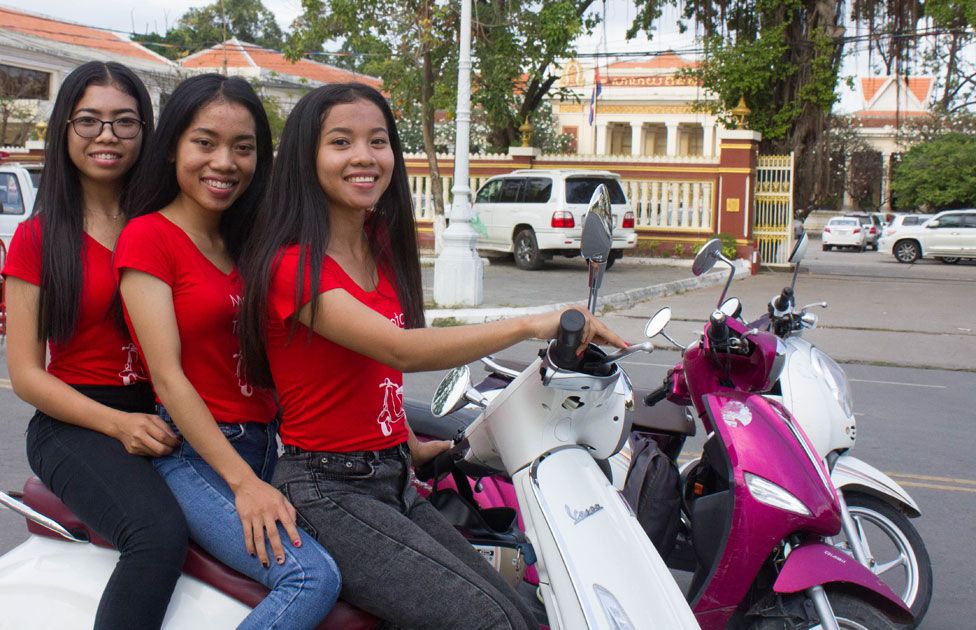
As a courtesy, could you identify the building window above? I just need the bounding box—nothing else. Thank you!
[679,124,703,156]
[644,124,667,156]
[0,64,50,100]
[609,123,631,155]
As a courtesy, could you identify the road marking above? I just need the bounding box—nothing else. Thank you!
[620,360,679,368]
[892,481,976,494]
[886,472,976,486]
[0,378,10,390]
[848,378,946,389]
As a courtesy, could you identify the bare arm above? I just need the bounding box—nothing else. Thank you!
[5,277,177,456]
[297,289,629,373]
[119,269,301,566]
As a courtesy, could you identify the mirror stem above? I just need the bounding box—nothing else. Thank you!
[587,259,607,314]
[715,253,736,308]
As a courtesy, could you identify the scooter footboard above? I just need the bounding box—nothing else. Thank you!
[773,542,913,624]
[512,447,698,629]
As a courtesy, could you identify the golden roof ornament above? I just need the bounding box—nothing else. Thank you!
[731,96,751,129]
[519,117,534,147]
[34,120,48,141]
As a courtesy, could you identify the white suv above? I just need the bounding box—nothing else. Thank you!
[883,209,976,264]
[471,170,638,270]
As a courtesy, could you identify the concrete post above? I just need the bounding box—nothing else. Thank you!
[594,122,608,154]
[703,123,716,157]
[666,122,679,157]
[433,0,483,306]
[630,123,643,156]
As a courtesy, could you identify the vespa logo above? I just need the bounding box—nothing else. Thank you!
[566,503,604,525]
[721,400,753,428]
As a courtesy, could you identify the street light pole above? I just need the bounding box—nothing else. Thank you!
[433,0,483,306]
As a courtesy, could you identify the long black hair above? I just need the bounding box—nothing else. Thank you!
[239,83,425,387]
[124,74,272,262]
[34,61,153,343]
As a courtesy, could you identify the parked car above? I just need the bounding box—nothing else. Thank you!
[0,164,37,249]
[471,169,638,270]
[843,213,882,250]
[882,209,976,264]
[877,213,933,254]
[821,217,866,251]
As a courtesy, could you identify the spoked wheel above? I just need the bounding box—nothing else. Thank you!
[749,589,899,629]
[939,256,960,264]
[513,228,544,270]
[894,240,920,263]
[831,492,932,627]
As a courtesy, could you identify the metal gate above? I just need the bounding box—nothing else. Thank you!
[753,153,794,268]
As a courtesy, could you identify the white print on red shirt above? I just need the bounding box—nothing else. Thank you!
[119,343,147,386]
[377,378,405,436]
[390,312,405,328]
[229,294,254,397]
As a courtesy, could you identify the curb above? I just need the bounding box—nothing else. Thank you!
[426,259,751,325]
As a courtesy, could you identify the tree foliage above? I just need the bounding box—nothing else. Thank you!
[134,0,285,60]
[891,132,976,209]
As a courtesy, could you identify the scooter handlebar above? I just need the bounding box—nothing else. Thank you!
[550,309,586,371]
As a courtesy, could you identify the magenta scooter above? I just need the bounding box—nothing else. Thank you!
[411,239,913,629]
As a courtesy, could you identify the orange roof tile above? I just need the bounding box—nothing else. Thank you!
[861,76,934,105]
[608,53,698,70]
[0,7,166,65]
[181,41,381,88]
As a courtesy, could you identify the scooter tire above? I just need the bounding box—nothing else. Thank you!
[748,589,899,630]
[841,492,932,628]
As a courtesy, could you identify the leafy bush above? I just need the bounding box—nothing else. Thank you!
[891,133,976,210]
[715,233,738,259]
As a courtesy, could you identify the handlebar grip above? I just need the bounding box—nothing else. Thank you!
[644,384,669,407]
[707,311,729,347]
[551,309,586,370]
[773,287,794,312]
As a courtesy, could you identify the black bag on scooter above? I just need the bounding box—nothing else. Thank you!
[622,431,681,556]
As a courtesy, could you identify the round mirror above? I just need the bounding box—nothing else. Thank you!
[719,297,742,319]
[644,306,672,338]
[788,233,808,264]
[692,239,722,276]
[580,184,613,262]
[431,366,471,418]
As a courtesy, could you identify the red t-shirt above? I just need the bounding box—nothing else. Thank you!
[114,212,276,424]
[2,217,148,387]
[267,246,408,452]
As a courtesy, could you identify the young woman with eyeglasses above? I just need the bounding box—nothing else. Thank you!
[2,61,188,630]
[115,74,341,630]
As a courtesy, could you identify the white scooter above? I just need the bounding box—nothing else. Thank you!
[731,232,932,625]
[422,187,699,629]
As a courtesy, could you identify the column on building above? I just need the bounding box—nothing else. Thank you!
[630,123,644,156]
[665,121,679,157]
[703,122,716,157]
[594,122,608,155]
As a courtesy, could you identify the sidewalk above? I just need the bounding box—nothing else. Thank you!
[421,255,750,324]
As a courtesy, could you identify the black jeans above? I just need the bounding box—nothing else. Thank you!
[275,443,536,630]
[25,384,188,630]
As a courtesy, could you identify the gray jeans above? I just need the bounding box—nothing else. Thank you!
[274,443,536,629]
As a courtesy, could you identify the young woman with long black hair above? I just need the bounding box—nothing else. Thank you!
[238,83,627,628]
[2,61,188,629]
[115,74,340,629]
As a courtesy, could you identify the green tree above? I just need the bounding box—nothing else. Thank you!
[922,0,976,113]
[890,132,976,209]
[628,0,925,211]
[133,0,285,60]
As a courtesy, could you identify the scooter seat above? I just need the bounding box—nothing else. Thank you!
[404,399,479,440]
[20,477,379,629]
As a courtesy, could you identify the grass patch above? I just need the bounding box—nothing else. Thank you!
[431,316,465,327]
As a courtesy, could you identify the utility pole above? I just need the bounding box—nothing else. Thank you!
[433,0,483,307]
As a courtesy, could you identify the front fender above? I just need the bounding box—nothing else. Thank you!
[774,542,912,624]
[832,454,921,517]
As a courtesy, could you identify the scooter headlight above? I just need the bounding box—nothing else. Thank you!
[745,472,811,516]
[593,584,636,630]
[809,347,854,417]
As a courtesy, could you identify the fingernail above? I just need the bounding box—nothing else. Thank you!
[293,539,302,547]
[277,556,284,565]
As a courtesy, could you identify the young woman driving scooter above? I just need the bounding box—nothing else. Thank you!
[2,62,189,630]
[237,83,628,628]
[115,74,341,629]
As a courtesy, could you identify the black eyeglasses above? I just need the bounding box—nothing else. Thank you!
[68,116,145,139]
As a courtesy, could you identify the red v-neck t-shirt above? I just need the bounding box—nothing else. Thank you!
[2,217,148,386]
[267,245,407,452]
[114,212,276,424]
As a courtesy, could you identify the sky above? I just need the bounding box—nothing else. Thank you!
[1,0,876,112]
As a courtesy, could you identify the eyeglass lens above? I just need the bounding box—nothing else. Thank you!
[71,117,143,139]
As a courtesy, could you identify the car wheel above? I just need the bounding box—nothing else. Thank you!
[822,244,829,251]
[513,228,544,270]
[894,240,920,264]
[859,242,867,252]
[606,250,622,270]
[939,257,960,264]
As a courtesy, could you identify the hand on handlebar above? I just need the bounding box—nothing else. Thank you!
[532,306,628,356]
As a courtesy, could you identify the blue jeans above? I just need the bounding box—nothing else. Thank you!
[153,408,341,630]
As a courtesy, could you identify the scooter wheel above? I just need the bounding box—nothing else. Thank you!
[748,589,900,629]
[839,492,932,628]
